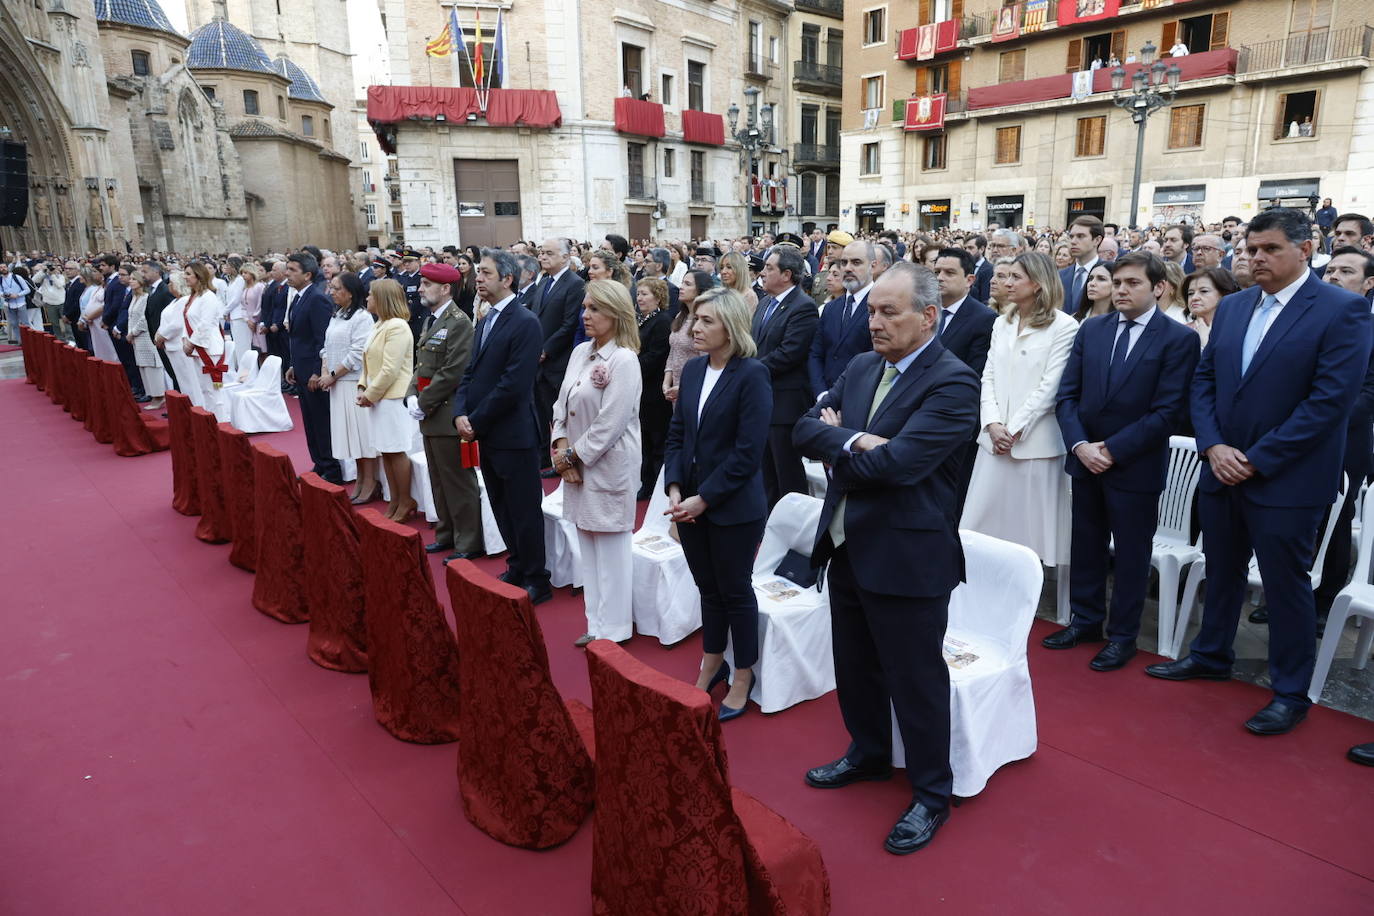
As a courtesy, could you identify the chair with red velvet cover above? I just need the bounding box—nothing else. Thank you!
[355,508,460,743]
[103,359,169,456]
[82,357,105,438]
[65,346,89,423]
[217,424,257,571]
[584,641,831,916]
[45,338,65,408]
[299,473,368,673]
[165,391,200,516]
[20,327,36,385]
[250,442,309,624]
[444,560,594,848]
[189,407,231,542]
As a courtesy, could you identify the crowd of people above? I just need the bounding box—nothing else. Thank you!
[8,201,1374,856]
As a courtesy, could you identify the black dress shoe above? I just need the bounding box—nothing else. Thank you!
[525,583,553,606]
[1347,742,1374,766]
[804,756,892,789]
[445,550,486,562]
[1144,655,1231,681]
[884,802,949,855]
[1244,699,1308,736]
[424,541,454,554]
[1041,623,1104,650]
[1248,606,1269,624]
[1090,641,1137,671]
[134,395,151,403]
[498,570,523,585]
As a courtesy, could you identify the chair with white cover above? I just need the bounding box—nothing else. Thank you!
[1310,489,1374,702]
[892,530,1042,798]
[727,493,834,713]
[226,355,292,433]
[377,422,439,523]
[542,482,582,588]
[1149,436,1205,658]
[221,351,258,392]
[630,467,701,645]
[475,469,507,555]
[803,459,828,499]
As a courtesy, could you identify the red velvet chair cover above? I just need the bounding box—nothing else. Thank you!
[250,442,309,624]
[445,560,594,848]
[165,392,200,516]
[45,338,64,407]
[82,357,102,436]
[355,508,460,743]
[585,642,831,916]
[86,358,114,443]
[64,346,89,422]
[189,408,231,543]
[218,424,257,571]
[300,473,368,673]
[20,327,36,385]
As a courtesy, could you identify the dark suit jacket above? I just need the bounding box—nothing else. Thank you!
[793,341,981,598]
[808,289,873,395]
[101,275,126,328]
[532,269,586,383]
[1344,349,1374,486]
[637,309,672,404]
[285,281,333,378]
[1056,308,1201,493]
[1059,262,1098,314]
[1192,275,1372,507]
[453,299,543,449]
[939,296,996,378]
[62,277,86,324]
[144,279,173,336]
[263,280,287,328]
[973,259,994,304]
[663,355,772,525]
[751,285,819,425]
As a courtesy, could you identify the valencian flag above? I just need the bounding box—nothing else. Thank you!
[425,19,454,57]
[1023,0,1049,32]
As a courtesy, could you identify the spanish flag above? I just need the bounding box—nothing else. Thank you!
[473,9,485,85]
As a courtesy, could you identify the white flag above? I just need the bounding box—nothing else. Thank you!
[1072,70,1094,100]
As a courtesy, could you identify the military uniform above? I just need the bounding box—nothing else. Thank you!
[396,269,425,340]
[408,299,484,555]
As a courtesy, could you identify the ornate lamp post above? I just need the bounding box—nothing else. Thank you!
[727,86,773,233]
[1111,42,1182,229]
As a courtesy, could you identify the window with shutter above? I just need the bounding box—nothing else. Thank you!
[892,98,906,122]
[1161,21,1178,51]
[919,0,932,26]
[1210,12,1230,49]
[1110,30,1126,63]
[916,66,929,96]
[923,135,947,171]
[949,60,962,96]
[1074,116,1105,157]
[1167,104,1204,149]
[999,50,1025,83]
[995,126,1021,164]
[1065,39,1083,73]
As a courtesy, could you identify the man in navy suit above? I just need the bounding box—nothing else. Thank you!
[1059,215,1104,314]
[794,261,980,855]
[1146,209,1373,736]
[752,247,819,506]
[808,240,875,399]
[454,248,551,604]
[261,260,292,386]
[932,248,997,510]
[963,234,994,304]
[283,252,341,483]
[61,260,87,351]
[531,238,586,472]
[1046,252,1201,670]
[1161,223,1196,274]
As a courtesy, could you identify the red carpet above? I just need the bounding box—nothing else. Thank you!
[3,378,1373,914]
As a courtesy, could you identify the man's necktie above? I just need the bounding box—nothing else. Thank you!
[940,308,953,335]
[831,364,902,548]
[424,312,436,337]
[842,293,855,323]
[1071,266,1087,307]
[479,310,496,350]
[1241,294,1279,374]
[536,275,553,313]
[284,289,297,330]
[1106,319,1136,387]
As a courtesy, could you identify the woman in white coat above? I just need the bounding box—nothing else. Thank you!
[960,251,1079,567]
[155,270,204,408]
[551,279,643,647]
[178,261,228,420]
[124,273,166,411]
[80,267,117,361]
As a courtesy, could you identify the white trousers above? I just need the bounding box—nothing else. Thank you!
[577,528,634,641]
[229,318,253,363]
[197,371,228,422]
[138,365,166,398]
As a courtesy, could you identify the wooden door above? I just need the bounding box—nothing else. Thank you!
[453,158,522,247]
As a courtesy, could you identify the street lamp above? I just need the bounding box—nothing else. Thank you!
[727,86,774,232]
[1111,41,1182,229]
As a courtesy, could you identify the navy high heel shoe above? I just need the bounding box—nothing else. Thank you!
[718,672,755,723]
[704,660,731,692]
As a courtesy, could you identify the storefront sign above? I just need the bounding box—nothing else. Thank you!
[1153,185,1206,205]
[1258,178,1319,200]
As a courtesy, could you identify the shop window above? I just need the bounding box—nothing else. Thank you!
[860,142,880,176]
[242,90,259,115]
[1167,104,1205,149]
[863,8,886,46]
[923,134,947,171]
[1275,91,1318,140]
[998,50,1025,83]
[131,50,151,76]
[1074,116,1106,157]
[994,125,1021,164]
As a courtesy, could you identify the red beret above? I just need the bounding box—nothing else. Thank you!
[420,263,463,284]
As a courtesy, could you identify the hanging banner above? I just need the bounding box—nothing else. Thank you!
[1071,69,1094,100]
[898,27,919,59]
[903,93,947,132]
[917,23,938,60]
[1057,0,1121,26]
[1023,0,1049,33]
[992,3,1022,43]
[899,20,960,60]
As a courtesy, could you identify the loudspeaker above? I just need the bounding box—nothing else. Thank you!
[0,141,30,228]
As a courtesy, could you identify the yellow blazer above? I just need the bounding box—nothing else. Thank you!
[359,317,415,402]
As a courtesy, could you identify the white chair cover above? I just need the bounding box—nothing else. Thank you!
[475,469,507,555]
[631,468,702,645]
[727,493,835,714]
[542,483,582,588]
[892,529,1042,798]
[803,459,828,499]
[226,355,292,433]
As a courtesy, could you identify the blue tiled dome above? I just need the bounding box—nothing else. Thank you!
[271,56,327,103]
[187,19,275,74]
[95,0,181,35]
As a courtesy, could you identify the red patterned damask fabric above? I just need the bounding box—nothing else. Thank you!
[189,408,230,542]
[165,392,200,516]
[300,473,368,673]
[445,560,593,848]
[65,347,89,422]
[106,360,164,457]
[20,328,36,384]
[250,443,309,624]
[734,788,832,916]
[82,357,102,436]
[86,360,114,444]
[356,508,460,743]
[218,424,257,571]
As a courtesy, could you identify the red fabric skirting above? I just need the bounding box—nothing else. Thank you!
[367,85,563,129]
[484,88,564,128]
[64,346,89,422]
[613,97,665,138]
[86,359,115,444]
[190,408,231,542]
[446,560,593,848]
[105,360,164,457]
[734,788,832,916]
[300,473,368,673]
[356,508,460,744]
[968,48,1238,109]
[165,392,200,516]
[45,338,64,407]
[250,442,309,624]
[20,327,36,385]
[218,424,257,571]
[81,357,100,436]
[682,109,725,146]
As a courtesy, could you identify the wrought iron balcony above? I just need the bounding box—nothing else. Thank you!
[793,143,840,169]
[689,180,714,204]
[794,0,843,19]
[627,175,658,201]
[793,60,842,96]
[744,52,777,80]
[1237,26,1373,74]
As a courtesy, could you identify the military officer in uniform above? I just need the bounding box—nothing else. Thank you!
[396,251,426,341]
[408,262,486,562]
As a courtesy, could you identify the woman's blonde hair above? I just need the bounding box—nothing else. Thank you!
[368,278,411,321]
[637,276,668,312]
[719,250,752,297]
[240,262,262,284]
[184,260,214,295]
[1160,260,1187,315]
[693,287,756,359]
[585,278,641,352]
[588,249,632,288]
[1005,251,1063,329]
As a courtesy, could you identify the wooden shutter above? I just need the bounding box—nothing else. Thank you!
[1210,11,1231,49]
[1161,21,1178,51]
[1110,30,1126,63]
[1066,38,1083,72]
[916,66,929,96]
[996,126,1021,163]
[919,0,932,26]
[893,98,907,122]
[952,0,964,19]
[949,60,962,96]
[1169,104,1203,149]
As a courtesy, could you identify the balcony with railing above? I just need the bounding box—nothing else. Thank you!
[627,175,658,201]
[689,180,715,205]
[793,143,840,170]
[744,51,777,80]
[793,59,842,96]
[1237,27,1373,77]
[794,0,843,20]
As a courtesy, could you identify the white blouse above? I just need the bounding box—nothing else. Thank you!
[320,309,374,378]
[183,290,225,355]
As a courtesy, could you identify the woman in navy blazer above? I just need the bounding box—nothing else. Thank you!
[664,287,773,721]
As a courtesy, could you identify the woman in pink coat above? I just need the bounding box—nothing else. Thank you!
[551,279,643,647]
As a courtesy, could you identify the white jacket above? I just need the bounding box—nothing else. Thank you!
[976,309,1079,459]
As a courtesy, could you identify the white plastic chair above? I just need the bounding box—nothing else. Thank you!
[630,468,702,645]
[1150,437,1204,657]
[893,530,1042,798]
[1310,489,1374,702]
[1174,473,1348,655]
[541,483,583,588]
[726,493,835,714]
[226,354,292,433]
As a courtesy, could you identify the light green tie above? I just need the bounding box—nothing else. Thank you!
[831,365,901,548]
